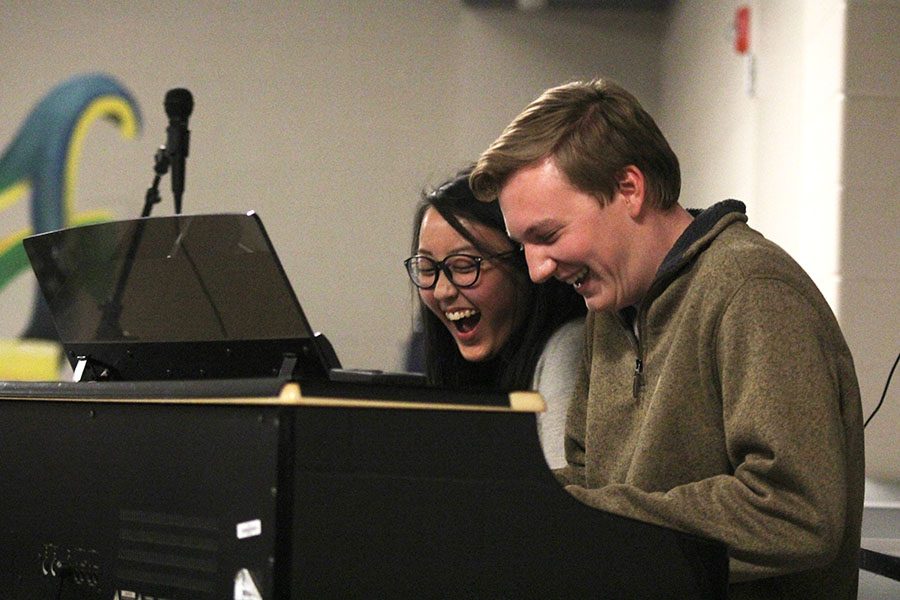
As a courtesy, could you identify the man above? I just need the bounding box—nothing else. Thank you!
[469,79,864,599]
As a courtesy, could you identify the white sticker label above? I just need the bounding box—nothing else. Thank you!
[234,568,263,600]
[236,519,262,539]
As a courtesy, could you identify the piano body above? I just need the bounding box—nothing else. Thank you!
[0,377,728,599]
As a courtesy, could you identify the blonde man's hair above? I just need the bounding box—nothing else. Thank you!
[470,79,680,210]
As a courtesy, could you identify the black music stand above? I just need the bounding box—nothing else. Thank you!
[23,212,339,381]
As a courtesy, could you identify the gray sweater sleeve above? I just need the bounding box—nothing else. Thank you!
[531,319,585,470]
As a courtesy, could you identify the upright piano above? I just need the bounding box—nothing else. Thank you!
[0,377,727,599]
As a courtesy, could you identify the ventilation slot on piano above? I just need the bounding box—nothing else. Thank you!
[116,508,221,596]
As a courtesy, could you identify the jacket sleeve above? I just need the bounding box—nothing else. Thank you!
[564,278,852,581]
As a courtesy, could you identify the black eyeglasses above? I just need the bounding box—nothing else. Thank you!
[404,248,521,290]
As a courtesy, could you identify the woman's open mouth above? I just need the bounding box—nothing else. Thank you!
[445,309,481,333]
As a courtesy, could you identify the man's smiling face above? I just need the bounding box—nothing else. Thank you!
[499,157,646,313]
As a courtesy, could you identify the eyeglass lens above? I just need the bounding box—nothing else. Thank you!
[407,255,481,288]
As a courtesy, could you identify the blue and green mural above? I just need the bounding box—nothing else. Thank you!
[0,72,141,377]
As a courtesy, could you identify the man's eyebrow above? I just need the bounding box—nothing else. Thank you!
[515,218,559,243]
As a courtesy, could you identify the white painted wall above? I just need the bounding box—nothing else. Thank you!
[657,0,757,215]
[0,1,664,373]
[841,0,900,488]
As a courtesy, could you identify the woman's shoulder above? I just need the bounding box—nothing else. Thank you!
[532,317,584,402]
[533,317,586,384]
[544,317,586,352]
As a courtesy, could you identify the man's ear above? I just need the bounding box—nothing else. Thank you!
[617,165,645,218]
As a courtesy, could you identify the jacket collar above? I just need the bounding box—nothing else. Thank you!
[655,199,747,281]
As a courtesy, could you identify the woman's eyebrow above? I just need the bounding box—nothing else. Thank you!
[417,243,478,256]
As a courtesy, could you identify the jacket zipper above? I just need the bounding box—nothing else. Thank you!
[632,357,643,399]
[618,310,645,400]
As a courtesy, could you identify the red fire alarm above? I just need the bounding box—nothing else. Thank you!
[734,6,750,54]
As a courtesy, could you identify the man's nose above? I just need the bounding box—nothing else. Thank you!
[524,246,556,283]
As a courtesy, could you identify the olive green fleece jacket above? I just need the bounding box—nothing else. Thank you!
[555,201,865,600]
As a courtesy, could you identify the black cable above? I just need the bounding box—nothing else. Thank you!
[864,350,899,428]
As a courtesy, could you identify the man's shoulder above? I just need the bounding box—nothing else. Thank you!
[686,221,838,331]
[697,220,809,284]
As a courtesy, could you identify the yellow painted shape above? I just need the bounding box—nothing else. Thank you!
[0,181,30,213]
[0,209,114,255]
[0,338,62,381]
[64,95,139,222]
[1,96,137,259]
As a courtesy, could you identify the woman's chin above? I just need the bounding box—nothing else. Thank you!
[457,342,495,363]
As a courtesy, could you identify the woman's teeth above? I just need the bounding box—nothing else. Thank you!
[446,309,478,321]
[446,309,480,333]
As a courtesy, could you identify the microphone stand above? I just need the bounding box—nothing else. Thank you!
[142,146,170,217]
[111,147,171,317]
[88,149,171,369]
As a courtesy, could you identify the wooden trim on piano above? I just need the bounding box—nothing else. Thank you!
[286,382,545,413]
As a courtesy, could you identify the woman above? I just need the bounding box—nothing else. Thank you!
[404,168,586,468]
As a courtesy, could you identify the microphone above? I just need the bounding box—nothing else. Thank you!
[164,88,193,214]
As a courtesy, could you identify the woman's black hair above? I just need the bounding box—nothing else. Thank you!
[409,166,586,391]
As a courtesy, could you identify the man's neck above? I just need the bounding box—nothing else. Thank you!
[655,204,695,253]
[629,204,694,305]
